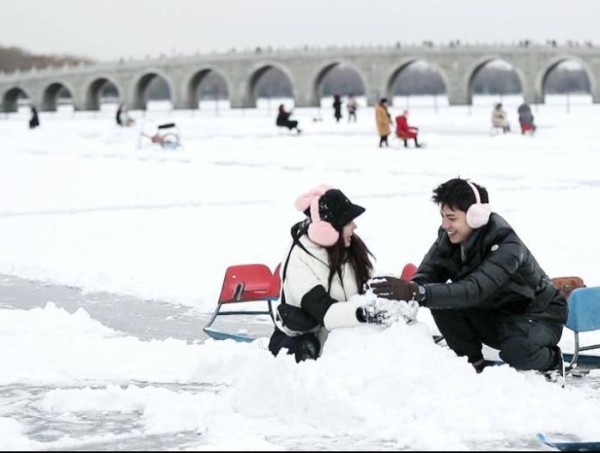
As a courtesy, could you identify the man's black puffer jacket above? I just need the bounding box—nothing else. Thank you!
[412,213,567,324]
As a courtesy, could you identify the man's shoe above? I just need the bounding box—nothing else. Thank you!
[472,358,498,374]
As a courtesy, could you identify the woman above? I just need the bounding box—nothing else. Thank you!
[375,98,393,147]
[491,103,510,133]
[395,110,422,148]
[276,104,302,134]
[268,185,390,363]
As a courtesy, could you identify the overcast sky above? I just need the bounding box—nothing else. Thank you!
[2,0,600,62]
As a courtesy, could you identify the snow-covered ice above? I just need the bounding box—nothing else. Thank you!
[1,95,599,450]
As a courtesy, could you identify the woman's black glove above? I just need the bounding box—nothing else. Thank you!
[370,276,423,302]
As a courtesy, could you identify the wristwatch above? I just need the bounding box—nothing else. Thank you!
[417,285,427,303]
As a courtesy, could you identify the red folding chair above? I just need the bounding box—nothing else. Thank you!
[401,263,417,281]
[203,263,281,342]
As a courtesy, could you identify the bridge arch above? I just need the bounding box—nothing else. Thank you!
[131,70,174,110]
[42,81,75,111]
[311,61,367,106]
[538,56,595,103]
[245,62,295,108]
[386,59,449,106]
[466,57,525,105]
[85,76,122,110]
[3,45,600,109]
[184,67,231,109]
[1,86,31,112]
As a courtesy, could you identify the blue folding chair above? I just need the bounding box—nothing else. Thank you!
[565,286,600,368]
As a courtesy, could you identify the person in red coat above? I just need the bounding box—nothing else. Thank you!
[395,110,422,148]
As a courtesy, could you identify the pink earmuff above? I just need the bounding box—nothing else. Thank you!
[465,181,492,228]
[307,195,339,246]
[294,184,333,212]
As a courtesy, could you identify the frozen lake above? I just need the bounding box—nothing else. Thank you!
[2,94,600,450]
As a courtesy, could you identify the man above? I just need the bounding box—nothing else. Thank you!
[371,178,568,374]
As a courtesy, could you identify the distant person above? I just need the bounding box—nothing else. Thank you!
[375,98,393,148]
[333,94,343,123]
[276,104,302,134]
[395,110,422,148]
[517,103,536,135]
[491,103,510,133]
[29,106,40,129]
[346,95,358,122]
[116,104,135,127]
[116,105,123,126]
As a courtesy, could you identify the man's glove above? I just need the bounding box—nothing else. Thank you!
[369,276,421,302]
[356,300,395,326]
[356,299,420,326]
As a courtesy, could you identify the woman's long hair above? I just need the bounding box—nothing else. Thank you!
[325,232,374,294]
[293,220,375,294]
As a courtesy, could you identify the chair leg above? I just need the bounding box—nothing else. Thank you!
[569,332,580,369]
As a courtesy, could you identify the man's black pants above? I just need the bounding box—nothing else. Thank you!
[431,308,563,371]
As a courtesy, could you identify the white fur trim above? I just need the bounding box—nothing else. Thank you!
[323,300,362,330]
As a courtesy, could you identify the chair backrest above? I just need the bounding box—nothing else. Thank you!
[566,286,600,333]
[218,263,281,304]
[401,263,417,281]
[268,263,282,296]
[551,276,586,299]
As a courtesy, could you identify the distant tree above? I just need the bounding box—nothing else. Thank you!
[0,44,94,72]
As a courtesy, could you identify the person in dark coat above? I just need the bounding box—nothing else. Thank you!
[370,178,568,374]
[276,104,302,134]
[116,103,134,127]
[332,94,343,123]
[517,103,536,134]
[29,106,40,129]
[116,104,123,126]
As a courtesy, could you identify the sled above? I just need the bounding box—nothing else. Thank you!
[537,433,600,451]
[138,122,181,149]
[203,263,281,342]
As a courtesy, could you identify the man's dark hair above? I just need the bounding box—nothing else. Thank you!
[432,178,489,212]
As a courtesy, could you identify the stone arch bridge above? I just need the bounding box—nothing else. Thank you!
[2,44,600,112]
